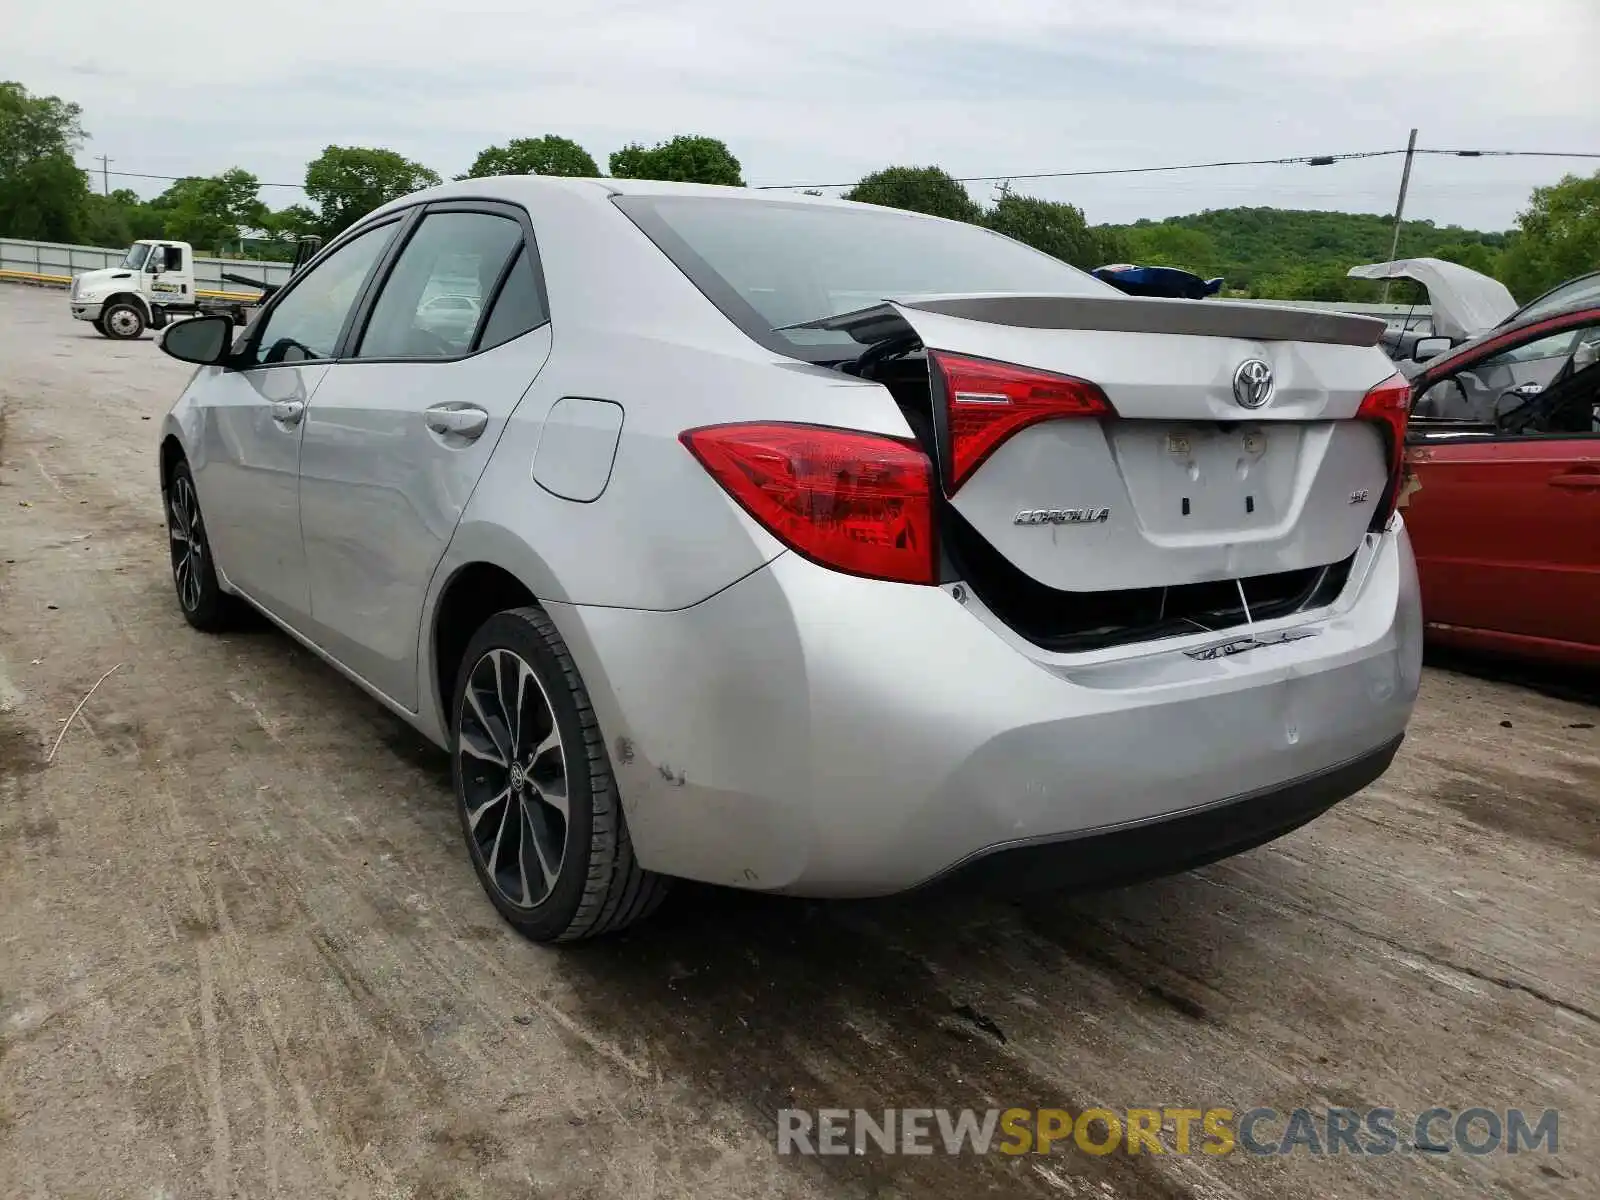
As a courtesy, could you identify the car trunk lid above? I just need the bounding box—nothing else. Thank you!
[797,293,1397,593]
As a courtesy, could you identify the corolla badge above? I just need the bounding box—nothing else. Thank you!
[1014,507,1111,526]
[1232,359,1274,409]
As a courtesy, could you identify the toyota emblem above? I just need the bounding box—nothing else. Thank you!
[1232,359,1274,409]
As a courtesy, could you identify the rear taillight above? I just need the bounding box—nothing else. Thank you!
[929,350,1113,490]
[680,422,937,585]
[1356,372,1412,528]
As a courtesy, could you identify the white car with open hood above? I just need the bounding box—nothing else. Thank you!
[153,177,1421,941]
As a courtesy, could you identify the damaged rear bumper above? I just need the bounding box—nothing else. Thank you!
[547,525,1422,897]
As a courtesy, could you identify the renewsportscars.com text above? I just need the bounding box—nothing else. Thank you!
[776,1106,1560,1157]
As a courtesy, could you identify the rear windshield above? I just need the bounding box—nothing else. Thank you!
[614,195,1114,359]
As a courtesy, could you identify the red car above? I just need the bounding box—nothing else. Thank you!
[1401,303,1600,666]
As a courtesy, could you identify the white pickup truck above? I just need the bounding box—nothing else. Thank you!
[69,237,320,339]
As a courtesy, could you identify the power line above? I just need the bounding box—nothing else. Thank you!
[1417,148,1600,159]
[77,146,1600,194]
[754,147,1600,190]
[757,150,1396,189]
[79,167,306,189]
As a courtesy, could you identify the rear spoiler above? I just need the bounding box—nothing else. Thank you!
[786,294,1387,349]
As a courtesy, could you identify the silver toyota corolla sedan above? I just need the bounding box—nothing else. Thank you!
[155,177,1422,941]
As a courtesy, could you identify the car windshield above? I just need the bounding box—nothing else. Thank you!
[121,244,151,270]
[615,195,1115,358]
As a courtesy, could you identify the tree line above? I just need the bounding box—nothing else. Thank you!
[3,80,1594,302]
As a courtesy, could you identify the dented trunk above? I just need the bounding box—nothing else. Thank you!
[815,293,1401,647]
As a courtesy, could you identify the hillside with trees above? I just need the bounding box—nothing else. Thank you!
[1109,207,1514,300]
[3,78,1595,302]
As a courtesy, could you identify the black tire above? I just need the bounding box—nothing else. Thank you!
[165,459,240,632]
[101,301,146,339]
[451,607,668,942]
[91,317,108,336]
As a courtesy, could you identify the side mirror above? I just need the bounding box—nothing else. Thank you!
[291,236,323,273]
[161,315,232,366]
[146,256,163,274]
[1412,337,1452,363]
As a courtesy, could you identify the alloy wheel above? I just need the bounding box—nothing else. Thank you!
[168,475,205,613]
[108,307,141,336]
[457,648,569,909]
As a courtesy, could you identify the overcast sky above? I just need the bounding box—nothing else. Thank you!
[9,0,1598,230]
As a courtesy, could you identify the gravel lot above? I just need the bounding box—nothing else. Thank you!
[1,283,1595,1199]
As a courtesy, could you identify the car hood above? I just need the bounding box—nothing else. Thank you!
[1347,257,1516,341]
[73,267,137,291]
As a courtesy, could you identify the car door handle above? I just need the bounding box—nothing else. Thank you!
[1549,469,1600,490]
[269,399,304,426]
[424,404,489,440]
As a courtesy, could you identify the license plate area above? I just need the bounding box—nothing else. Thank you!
[1110,422,1298,536]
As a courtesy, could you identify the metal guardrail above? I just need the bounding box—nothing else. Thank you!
[0,236,292,300]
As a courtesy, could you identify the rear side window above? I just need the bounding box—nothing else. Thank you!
[477,247,547,351]
[615,195,1114,359]
[357,212,523,359]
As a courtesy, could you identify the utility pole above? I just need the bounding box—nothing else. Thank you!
[94,155,113,196]
[1379,129,1418,303]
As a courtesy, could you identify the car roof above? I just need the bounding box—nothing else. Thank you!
[369,173,917,217]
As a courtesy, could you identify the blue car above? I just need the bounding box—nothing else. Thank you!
[1092,263,1224,300]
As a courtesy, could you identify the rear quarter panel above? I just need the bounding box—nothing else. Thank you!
[445,183,916,612]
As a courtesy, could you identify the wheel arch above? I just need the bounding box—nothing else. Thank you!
[159,433,186,491]
[429,560,540,734]
[102,292,152,320]
[419,518,573,742]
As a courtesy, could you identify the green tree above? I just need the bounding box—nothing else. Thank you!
[1248,264,1361,301]
[149,167,267,253]
[1247,264,1421,304]
[460,135,597,179]
[1498,171,1600,301]
[304,145,442,237]
[609,135,743,186]
[82,188,163,246]
[986,191,1127,269]
[262,203,321,242]
[1121,225,1224,278]
[0,81,89,242]
[1433,241,1503,278]
[843,166,981,223]
[1102,206,1509,295]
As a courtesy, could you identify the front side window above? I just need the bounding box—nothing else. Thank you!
[244,222,396,366]
[1497,324,1600,436]
[356,212,524,359]
[616,195,1116,359]
[1422,321,1600,434]
[1476,328,1581,370]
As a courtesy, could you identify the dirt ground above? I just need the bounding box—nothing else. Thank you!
[0,283,1595,1200]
